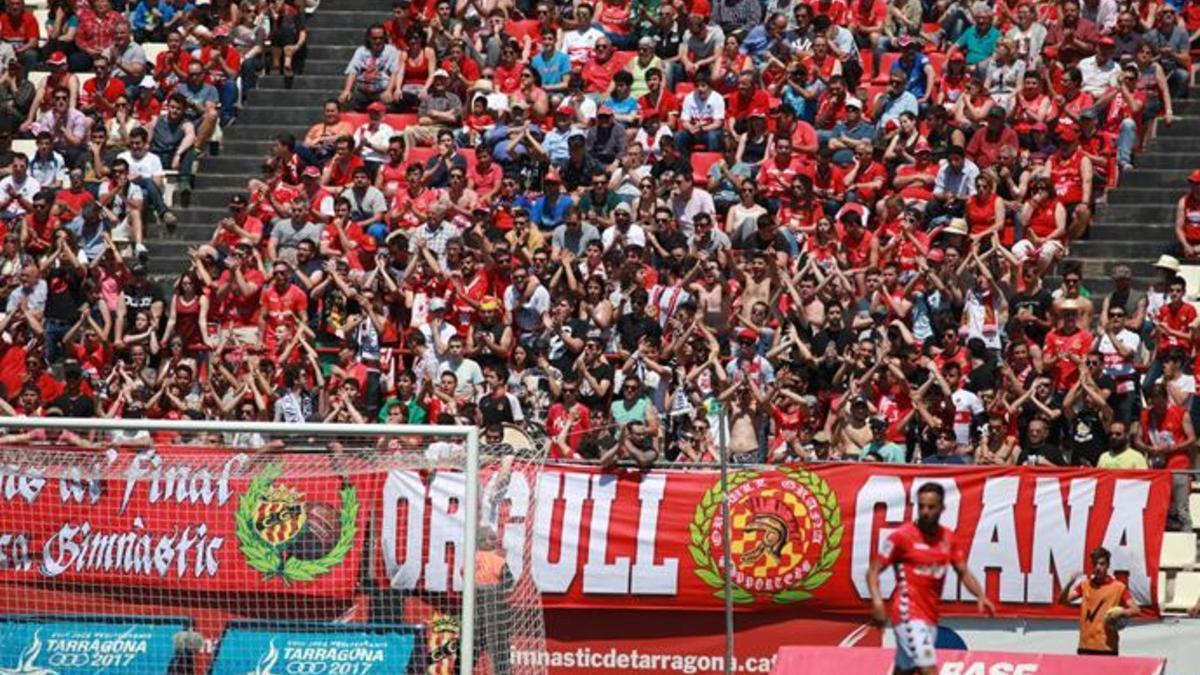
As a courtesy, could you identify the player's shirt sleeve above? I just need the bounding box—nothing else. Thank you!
[874,528,903,568]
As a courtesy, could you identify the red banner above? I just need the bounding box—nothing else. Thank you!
[0,446,376,599]
[380,463,1171,618]
[771,646,1167,675]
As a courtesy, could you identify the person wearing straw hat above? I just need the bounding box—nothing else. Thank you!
[1173,169,1200,260]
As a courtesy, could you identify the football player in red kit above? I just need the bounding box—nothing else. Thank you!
[866,482,996,674]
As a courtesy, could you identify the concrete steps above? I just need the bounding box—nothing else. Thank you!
[143,1,392,270]
[1072,98,1200,292]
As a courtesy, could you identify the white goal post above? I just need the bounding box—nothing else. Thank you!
[0,415,545,675]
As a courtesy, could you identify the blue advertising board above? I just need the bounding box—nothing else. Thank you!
[210,621,425,675]
[0,615,187,674]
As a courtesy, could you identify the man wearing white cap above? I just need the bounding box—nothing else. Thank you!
[826,96,875,165]
[601,203,646,251]
[402,69,463,152]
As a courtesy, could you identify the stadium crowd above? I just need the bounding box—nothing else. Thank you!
[1,0,1200,527]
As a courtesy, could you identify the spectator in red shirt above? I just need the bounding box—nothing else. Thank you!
[260,260,309,352]
[0,0,38,72]
[213,242,267,347]
[966,105,1019,170]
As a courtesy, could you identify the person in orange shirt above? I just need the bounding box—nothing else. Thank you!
[1059,547,1139,655]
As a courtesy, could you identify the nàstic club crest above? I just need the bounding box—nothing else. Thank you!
[235,462,358,583]
[688,467,844,603]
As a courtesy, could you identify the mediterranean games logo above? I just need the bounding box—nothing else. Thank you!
[688,468,844,603]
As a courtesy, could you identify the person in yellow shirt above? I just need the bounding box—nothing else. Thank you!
[1096,421,1149,470]
[1059,546,1140,655]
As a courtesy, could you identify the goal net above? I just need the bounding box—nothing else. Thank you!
[0,417,547,675]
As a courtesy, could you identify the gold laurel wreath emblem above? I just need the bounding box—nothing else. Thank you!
[687,467,844,604]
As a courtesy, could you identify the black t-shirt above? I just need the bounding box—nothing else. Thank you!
[50,391,95,417]
[655,228,688,256]
[1017,441,1067,467]
[44,265,82,322]
[809,325,855,360]
[577,361,614,408]
[578,430,619,460]
[478,391,520,425]
[121,280,164,329]
[547,318,588,374]
[616,312,663,353]
[1065,409,1106,467]
[734,228,789,254]
[1010,287,1053,342]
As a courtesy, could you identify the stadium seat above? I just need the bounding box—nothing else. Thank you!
[1165,571,1200,612]
[611,50,636,71]
[1178,265,1200,300]
[385,113,418,130]
[1191,493,1200,529]
[341,112,368,129]
[872,53,900,84]
[143,43,169,65]
[1159,531,1197,569]
[1159,570,1168,606]
[406,146,436,165]
[11,139,35,158]
[505,19,542,45]
[31,9,48,34]
[927,52,947,79]
[690,151,721,184]
[459,148,476,174]
[28,70,48,91]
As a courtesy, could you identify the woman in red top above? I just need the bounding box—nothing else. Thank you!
[1010,71,1056,137]
[714,34,753,93]
[1014,178,1067,269]
[1173,169,1200,259]
[493,41,524,94]
[395,29,434,108]
[596,0,634,48]
[965,170,1005,244]
[803,217,840,272]
[162,271,212,358]
[778,176,824,237]
[935,52,969,108]
[952,72,994,129]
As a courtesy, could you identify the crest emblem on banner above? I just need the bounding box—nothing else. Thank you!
[235,463,358,583]
[688,468,844,603]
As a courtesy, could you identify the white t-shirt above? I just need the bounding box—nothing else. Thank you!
[601,223,647,251]
[439,357,484,398]
[0,174,41,218]
[97,181,145,242]
[561,27,606,63]
[353,121,396,164]
[117,150,165,181]
[951,388,984,446]
[1096,329,1141,390]
[680,90,726,127]
[670,188,716,236]
[505,283,551,334]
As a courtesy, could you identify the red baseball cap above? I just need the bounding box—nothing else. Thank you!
[47,51,67,67]
[1188,169,1200,184]
[1058,127,1078,143]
